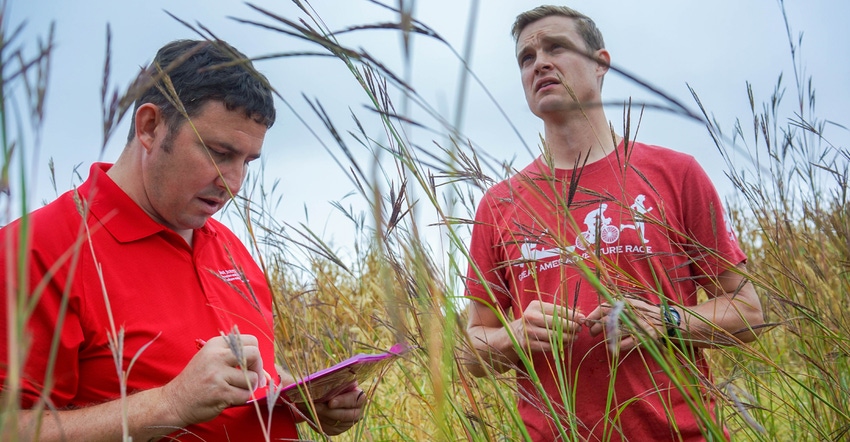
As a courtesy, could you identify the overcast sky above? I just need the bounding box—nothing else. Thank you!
[7,0,850,261]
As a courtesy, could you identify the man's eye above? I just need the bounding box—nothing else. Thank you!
[208,148,227,158]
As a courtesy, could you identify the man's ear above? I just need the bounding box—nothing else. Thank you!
[134,103,164,152]
[595,49,611,75]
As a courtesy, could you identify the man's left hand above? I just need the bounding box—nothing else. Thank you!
[298,386,366,436]
[586,297,666,351]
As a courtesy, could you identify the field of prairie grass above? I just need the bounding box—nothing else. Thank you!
[2,1,848,441]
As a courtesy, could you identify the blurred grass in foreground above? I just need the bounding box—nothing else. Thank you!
[2,1,848,441]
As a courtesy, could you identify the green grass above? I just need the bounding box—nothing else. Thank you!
[2,1,848,441]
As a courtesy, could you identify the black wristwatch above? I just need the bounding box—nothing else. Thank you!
[662,305,681,338]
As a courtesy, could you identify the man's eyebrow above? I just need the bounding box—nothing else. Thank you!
[207,141,261,160]
[516,42,531,59]
[516,34,577,59]
[541,34,578,50]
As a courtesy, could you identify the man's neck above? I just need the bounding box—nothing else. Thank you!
[541,111,620,169]
[107,150,195,248]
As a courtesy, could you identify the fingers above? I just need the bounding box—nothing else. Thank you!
[197,335,266,394]
[585,305,607,336]
[516,301,584,351]
[327,385,367,409]
[162,334,268,426]
[293,386,367,436]
[520,299,668,354]
[587,300,668,351]
[313,388,367,436]
[207,334,267,390]
[242,347,267,390]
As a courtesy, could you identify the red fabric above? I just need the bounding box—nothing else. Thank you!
[466,141,744,441]
[1,163,298,440]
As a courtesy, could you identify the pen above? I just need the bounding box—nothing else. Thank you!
[195,338,207,350]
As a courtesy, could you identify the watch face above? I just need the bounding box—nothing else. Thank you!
[670,308,681,326]
[664,306,681,338]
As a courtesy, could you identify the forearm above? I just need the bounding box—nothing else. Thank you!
[18,387,185,442]
[466,324,522,376]
[679,288,764,347]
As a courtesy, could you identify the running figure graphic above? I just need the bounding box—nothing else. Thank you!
[620,194,653,244]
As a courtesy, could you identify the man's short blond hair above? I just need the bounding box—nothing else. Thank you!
[511,5,605,52]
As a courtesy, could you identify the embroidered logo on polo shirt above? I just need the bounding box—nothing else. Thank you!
[218,269,243,282]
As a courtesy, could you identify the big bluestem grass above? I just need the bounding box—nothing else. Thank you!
[3,0,848,441]
[1,8,55,438]
[695,5,850,440]
[235,1,845,442]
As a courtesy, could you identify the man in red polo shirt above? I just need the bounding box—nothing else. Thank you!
[1,39,364,441]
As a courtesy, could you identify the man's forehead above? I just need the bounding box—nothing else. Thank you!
[516,21,581,54]
[517,16,578,41]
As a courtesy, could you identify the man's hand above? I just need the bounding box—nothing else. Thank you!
[511,300,585,352]
[585,265,765,352]
[586,298,665,352]
[297,385,366,436]
[160,334,267,427]
[466,298,585,376]
[277,366,366,435]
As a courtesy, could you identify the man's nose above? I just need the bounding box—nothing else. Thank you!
[534,53,554,73]
[215,162,244,194]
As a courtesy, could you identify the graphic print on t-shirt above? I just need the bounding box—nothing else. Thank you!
[619,194,653,244]
[514,195,655,282]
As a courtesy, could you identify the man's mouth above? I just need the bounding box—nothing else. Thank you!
[536,78,560,92]
[198,197,224,209]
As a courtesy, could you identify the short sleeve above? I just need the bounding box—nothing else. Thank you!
[465,191,513,311]
[678,158,747,287]
[0,210,85,409]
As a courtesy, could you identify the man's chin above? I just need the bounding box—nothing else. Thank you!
[170,216,212,233]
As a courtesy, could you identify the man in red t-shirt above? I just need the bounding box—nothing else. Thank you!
[1,39,364,441]
[464,6,765,441]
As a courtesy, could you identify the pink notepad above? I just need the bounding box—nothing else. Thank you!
[243,343,407,406]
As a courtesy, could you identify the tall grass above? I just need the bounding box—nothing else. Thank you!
[238,1,848,441]
[697,6,850,438]
[0,6,55,438]
[2,0,848,441]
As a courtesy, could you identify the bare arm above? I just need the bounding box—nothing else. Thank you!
[586,263,764,350]
[465,300,585,377]
[17,335,267,442]
[19,388,182,442]
[683,264,764,346]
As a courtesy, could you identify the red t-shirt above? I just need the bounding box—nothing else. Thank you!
[0,163,298,440]
[466,141,745,441]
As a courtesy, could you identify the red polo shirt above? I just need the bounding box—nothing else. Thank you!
[1,163,298,440]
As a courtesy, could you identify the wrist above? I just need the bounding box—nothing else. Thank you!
[660,304,681,339]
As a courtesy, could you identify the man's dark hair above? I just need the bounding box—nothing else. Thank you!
[127,39,276,144]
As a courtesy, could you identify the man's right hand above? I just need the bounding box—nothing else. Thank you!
[466,299,584,376]
[160,334,267,427]
[510,300,585,353]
